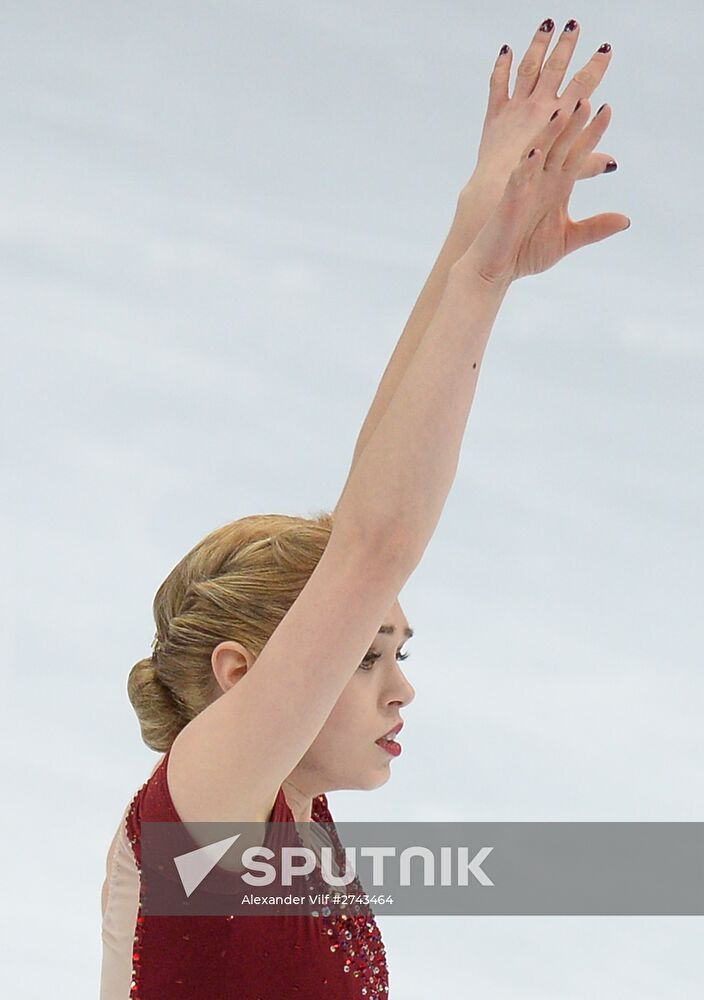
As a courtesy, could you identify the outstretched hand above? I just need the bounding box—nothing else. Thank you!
[456,98,630,286]
[466,18,618,196]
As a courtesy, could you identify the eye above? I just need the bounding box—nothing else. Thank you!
[358,649,411,671]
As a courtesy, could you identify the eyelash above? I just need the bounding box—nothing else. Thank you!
[359,650,411,671]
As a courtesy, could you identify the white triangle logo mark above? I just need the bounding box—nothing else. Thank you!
[174,833,242,897]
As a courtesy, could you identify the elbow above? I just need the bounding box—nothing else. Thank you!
[329,515,422,580]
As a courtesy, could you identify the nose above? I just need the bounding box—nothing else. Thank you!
[386,667,415,708]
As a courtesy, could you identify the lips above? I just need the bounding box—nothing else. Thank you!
[376,721,404,741]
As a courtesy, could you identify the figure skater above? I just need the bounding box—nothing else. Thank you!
[100,18,629,999]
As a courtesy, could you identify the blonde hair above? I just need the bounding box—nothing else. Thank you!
[127,510,334,753]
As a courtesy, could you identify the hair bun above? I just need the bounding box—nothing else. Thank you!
[127,655,183,753]
[139,657,159,681]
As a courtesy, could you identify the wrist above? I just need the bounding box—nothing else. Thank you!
[455,172,509,243]
[458,166,507,202]
[449,249,513,299]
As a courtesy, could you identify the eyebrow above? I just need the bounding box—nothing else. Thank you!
[378,624,414,638]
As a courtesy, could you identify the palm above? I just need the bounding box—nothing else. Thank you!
[512,202,571,279]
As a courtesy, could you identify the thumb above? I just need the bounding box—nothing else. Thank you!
[566,212,631,254]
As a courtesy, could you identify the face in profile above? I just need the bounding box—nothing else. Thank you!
[292,598,416,794]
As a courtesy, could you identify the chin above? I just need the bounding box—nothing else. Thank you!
[359,768,392,791]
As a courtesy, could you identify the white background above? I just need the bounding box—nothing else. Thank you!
[3,1,702,996]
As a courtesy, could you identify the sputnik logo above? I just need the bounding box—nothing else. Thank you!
[174,833,242,897]
[172,834,496,897]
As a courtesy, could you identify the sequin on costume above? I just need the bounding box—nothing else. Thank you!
[118,751,389,999]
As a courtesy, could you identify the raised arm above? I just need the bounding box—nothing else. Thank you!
[336,18,618,506]
[333,96,629,566]
[167,94,627,830]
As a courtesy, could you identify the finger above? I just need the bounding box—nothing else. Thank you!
[519,100,583,164]
[563,103,612,176]
[503,144,545,202]
[487,42,512,115]
[544,98,592,172]
[576,151,618,180]
[511,17,556,101]
[559,42,613,107]
[566,211,631,255]
[531,18,581,99]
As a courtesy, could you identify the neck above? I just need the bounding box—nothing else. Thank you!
[281,778,315,824]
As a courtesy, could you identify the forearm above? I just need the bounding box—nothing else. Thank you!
[348,206,471,469]
[332,265,509,568]
[337,181,503,506]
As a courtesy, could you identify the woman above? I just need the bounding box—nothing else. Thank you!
[100,19,629,999]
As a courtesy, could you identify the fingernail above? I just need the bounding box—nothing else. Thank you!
[597,103,607,115]
[564,19,578,32]
[597,43,612,53]
[573,99,582,113]
[539,18,554,32]
[604,159,618,173]
[550,109,560,121]
[528,148,537,158]
[499,43,510,55]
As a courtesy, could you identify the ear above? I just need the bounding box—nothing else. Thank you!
[211,640,256,695]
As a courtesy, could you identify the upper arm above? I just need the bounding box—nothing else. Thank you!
[166,526,406,823]
[101,828,120,919]
[102,759,164,918]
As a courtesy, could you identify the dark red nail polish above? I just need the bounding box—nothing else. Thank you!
[573,99,582,113]
[550,109,560,121]
[564,19,578,32]
[528,148,537,158]
[499,43,509,55]
[604,160,618,173]
[539,18,554,32]
[597,103,607,115]
[597,43,611,53]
